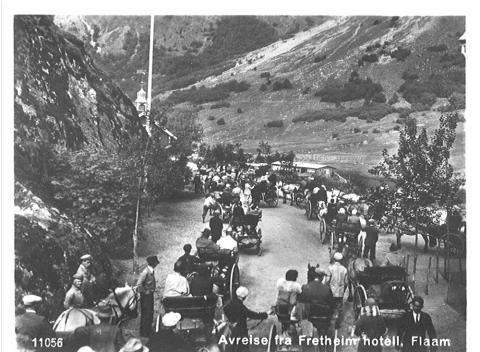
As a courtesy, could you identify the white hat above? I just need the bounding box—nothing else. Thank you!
[351,209,358,215]
[77,347,95,352]
[333,252,343,261]
[338,208,346,214]
[22,294,42,306]
[313,187,320,194]
[162,312,181,327]
[80,254,92,260]
[119,338,149,352]
[236,286,249,298]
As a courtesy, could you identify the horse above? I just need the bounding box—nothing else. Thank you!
[53,285,139,334]
[346,257,373,301]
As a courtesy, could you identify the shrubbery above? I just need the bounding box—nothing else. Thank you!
[314,71,384,104]
[217,118,226,125]
[390,47,411,61]
[292,103,394,123]
[372,128,381,133]
[272,79,293,91]
[259,84,268,92]
[353,127,361,133]
[314,54,327,63]
[372,92,386,103]
[388,93,399,105]
[332,132,339,139]
[402,71,419,81]
[260,72,271,78]
[208,115,215,121]
[302,87,311,95]
[358,53,378,66]
[427,44,448,52]
[211,101,231,109]
[265,120,284,128]
[237,108,243,113]
[439,52,465,67]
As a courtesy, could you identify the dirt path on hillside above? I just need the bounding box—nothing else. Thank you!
[114,194,465,352]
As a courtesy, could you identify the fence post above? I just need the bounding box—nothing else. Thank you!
[413,255,418,274]
[425,257,432,295]
[402,255,406,269]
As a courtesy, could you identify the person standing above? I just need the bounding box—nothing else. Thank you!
[64,274,86,309]
[209,210,223,243]
[397,296,437,352]
[364,219,379,261]
[75,254,96,305]
[327,252,348,329]
[16,295,54,350]
[354,298,387,352]
[136,255,159,337]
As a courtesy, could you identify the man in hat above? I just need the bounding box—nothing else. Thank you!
[16,295,54,349]
[327,252,348,329]
[224,286,268,348]
[119,338,149,352]
[75,254,96,305]
[196,228,220,255]
[354,298,387,352]
[397,296,437,352]
[64,274,86,309]
[364,219,379,261]
[176,244,199,276]
[209,209,223,243]
[136,255,159,337]
[71,304,125,352]
[163,260,190,298]
[149,312,193,352]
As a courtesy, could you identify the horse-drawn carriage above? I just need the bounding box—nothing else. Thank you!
[329,222,362,259]
[232,212,263,255]
[351,266,413,320]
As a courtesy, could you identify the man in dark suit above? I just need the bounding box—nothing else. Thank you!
[224,286,268,351]
[364,219,379,261]
[397,296,437,352]
[136,255,159,337]
[71,305,125,352]
[209,209,223,243]
[15,295,54,350]
[298,269,334,336]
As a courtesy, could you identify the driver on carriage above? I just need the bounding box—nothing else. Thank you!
[243,202,262,237]
[163,261,190,298]
[177,244,199,276]
[230,199,245,229]
[196,228,221,255]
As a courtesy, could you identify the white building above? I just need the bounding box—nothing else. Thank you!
[271,161,336,177]
[135,85,147,116]
[459,32,466,57]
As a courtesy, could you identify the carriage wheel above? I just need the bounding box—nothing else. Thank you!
[319,218,326,243]
[353,285,367,319]
[267,324,277,352]
[229,263,240,300]
[441,233,465,258]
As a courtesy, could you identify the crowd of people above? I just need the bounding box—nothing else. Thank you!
[15,164,442,352]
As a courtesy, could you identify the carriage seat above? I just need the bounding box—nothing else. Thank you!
[308,303,333,324]
[162,295,217,319]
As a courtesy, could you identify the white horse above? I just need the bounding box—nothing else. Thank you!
[53,285,139,333]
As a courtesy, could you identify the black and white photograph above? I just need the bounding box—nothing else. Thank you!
[2,3,474,352]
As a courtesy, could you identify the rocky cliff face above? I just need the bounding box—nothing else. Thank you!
[14,15,142,318]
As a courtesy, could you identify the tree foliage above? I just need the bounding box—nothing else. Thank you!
[369,112,464,224]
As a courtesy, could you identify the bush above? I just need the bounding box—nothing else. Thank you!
[315,72,384,103]
[265,120,284,128]
[353,127,361,133]
[427,44,448,52]
[372,19,381,25]
[398,73,462,106]
[260,72,271,78]
[372,92,386,103]
[366,118,373,124]
[388,93,399,105]
[332,132,339,139]
[237,108,243,113]
[211,101,231,109]
[402,71,419,81]
[448,92,466,110]
[439,52,465,67]
[363,130,369,134]
[302,87,311,95]
[396,107,412,119]
[293,103,394,123]
[389,16,400,27]
[358,54,378,66]
[207,115,215,121]
[272,78,293,91]
[372,128,381,133]
[217,118,226,125]
[313,54,327,63]
[390,47,411,61]
[393,125,401,131]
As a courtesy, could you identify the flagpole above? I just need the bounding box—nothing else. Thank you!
[146,14,154,135]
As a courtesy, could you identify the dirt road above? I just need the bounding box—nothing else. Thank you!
[115,194,465,352]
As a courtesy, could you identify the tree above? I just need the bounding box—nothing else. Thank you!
[369,112,464,226]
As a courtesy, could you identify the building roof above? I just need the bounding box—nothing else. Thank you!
[272,161,335,170]
[135,87,147,103]
[459,32,466,42]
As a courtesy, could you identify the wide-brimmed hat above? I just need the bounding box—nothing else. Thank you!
[119,338,149,352]
[162,312,181,327]
[333,252,343,261]
[80,254,92,261]
[315,267,327,276]
[22,294,42,306]
[72,273,83,280]
[236,286,249,298]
